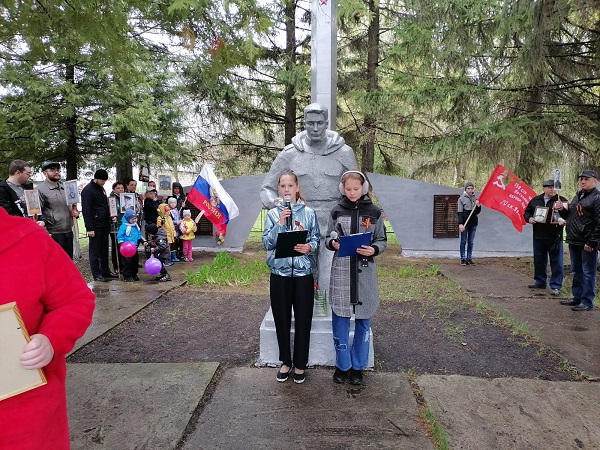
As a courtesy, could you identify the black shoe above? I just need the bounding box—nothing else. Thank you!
[276,366,292,382]
[460,259,466,266]
[466,260,474,266]
[572,304,594,311]
[133,275,140,281]
[528,284,546,289]
[333,368,349,384]
[93,276,108,282]
[122,277,135,282]
[559,299,580,306]
[103,272,119,278]
[293,371,306,384]
[348,369,363,385]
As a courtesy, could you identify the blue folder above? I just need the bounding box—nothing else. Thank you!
[337,232,372,257]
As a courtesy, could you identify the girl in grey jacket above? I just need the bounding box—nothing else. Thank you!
[262,171,320,384]
[325,171,387,385]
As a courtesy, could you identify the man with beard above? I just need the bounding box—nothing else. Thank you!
[38,162,79,258]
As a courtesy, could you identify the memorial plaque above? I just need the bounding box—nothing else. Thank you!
[187,203,214,235]
[433,194,459,238]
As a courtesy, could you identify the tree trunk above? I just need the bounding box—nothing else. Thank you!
[284,0,297,146]
[360,0,379,173]
[64,64,79,180]
[115,130,133,182]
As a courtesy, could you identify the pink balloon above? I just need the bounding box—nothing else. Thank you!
[144,257,162,275]
[120,241,137,258]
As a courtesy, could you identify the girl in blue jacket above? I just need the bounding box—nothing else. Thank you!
[262,170,320,384]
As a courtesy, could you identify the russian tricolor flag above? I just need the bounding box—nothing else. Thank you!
[187,163,239,235]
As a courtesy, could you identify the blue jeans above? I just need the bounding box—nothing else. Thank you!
[532,239,563,289]
[569,244,597,308]
[459,225,477,260]
[331,311,371,371]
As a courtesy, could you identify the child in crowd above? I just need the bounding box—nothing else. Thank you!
[145,223,172,282]
[167,196,182,262]
[179,209,197,262]
[157,203,176,266]
[325,170,387,386]
[262,170,320,384]
[116,208,146,282]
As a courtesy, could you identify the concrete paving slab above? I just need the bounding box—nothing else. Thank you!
[441,262,600,378]
[183,367,433,450]
[418,374,600,450]
[67,362,218,449]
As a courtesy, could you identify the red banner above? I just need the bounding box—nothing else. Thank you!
[478,165,536,232]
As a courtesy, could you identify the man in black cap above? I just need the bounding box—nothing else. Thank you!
[81,169,117,282]
[557,169,600,311]
[37,162,80,259]
[523,180,568,295]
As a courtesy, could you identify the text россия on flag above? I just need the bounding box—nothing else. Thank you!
[186,163,240,236]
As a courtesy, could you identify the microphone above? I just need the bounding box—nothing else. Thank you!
[329,231,338,240]
[284,195,292,229]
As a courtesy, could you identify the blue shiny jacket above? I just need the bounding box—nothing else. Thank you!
[262,201,320,277]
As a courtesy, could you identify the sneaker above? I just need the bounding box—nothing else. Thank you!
[158,274,172,282]
[164,261,174,267]
[276,366,292,382]
[550,289,560,296]
[122,277,134,282]
[528,284,546,289]
[188,258,193,262]
[293,371,306,384]
[460,259,466,266]
[466,260,474,266]
[333,368,349,384]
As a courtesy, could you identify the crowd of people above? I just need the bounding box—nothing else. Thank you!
[0,160,194,284]
[1,105,599,447]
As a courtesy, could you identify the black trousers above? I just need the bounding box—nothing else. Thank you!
[270,273,314,370]
[122,251,139,278]
[50,231,74,260]
[89,227,110,278]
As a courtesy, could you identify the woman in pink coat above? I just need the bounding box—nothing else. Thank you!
[0,207,95,449]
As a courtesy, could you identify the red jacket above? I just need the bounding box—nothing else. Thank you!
[0,208,95,449]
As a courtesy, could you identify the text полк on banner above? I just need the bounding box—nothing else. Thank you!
[478,165,536,232]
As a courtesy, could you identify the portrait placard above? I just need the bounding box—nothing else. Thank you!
[24,189,41,216]
[534,206,549,223]
[119,193,136,214]
[553,168,562,190]
[158,175,172,197]
[0,302,47,402]
[63,180,80,205]
[108,196,118,217]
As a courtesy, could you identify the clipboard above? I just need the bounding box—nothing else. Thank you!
[338,232,372,257]
[0,302,47,402]
[275,230,309,258]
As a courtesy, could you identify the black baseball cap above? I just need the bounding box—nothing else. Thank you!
[41,161,61,171]
[578,170,598,179]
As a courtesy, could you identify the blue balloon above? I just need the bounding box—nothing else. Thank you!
[144,257,162,275]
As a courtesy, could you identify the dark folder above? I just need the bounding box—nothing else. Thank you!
[275,230,309,258]
[338,232,372,257]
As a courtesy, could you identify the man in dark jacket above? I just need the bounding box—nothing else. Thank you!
[0,160,33,217]
[81,169,117,282]
[523,180,568,295]
[457,182,482,266]
[558,170,600,311]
